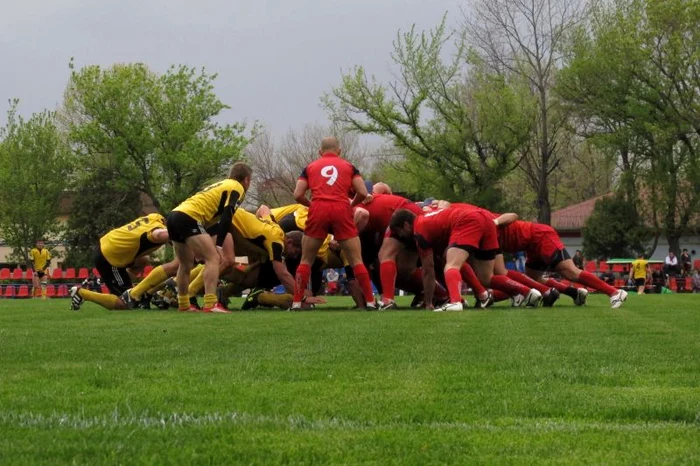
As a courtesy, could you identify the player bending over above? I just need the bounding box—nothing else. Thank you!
[70,214,169,311]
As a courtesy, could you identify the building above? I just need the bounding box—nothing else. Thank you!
[551,195,700,261]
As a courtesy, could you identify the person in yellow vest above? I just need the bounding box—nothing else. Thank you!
[166,162,252,312]
[29,240,51,299]
[631,253,650,294]
[70,214,169,310]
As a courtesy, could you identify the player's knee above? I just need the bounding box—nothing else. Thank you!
[558,262,580,281]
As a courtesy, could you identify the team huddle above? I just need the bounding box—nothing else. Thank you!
[69,137,628,313]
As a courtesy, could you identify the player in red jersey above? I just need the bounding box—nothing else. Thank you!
[290,137,377,310]
[354,193,448,309]
[390,207,529,311]
[498,220,628,308]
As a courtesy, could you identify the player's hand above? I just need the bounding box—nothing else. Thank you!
[363,194,374,204]
[306,296,327,305]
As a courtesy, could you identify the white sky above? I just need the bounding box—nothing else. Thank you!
[0,0,461,137]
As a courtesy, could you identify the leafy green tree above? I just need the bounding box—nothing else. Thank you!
[61,61,252,212]
[0,101,73,266]
[559,0,700,255]
[582,195,654,259]
[323,18,536,211]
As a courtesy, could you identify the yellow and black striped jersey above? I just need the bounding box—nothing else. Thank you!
[29,248,50,271]
[99,214,167,268]
[234,209,285,262]
[173,179,245,225]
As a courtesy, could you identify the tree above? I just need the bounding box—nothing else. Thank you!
[62,167,143,267]
[465,0,586,223]
[323,17,536,211]
[582,195,654,259]
[245,124,371,207]
[0,101,73,266]
[559,0,700,255]
[61,61,252,212]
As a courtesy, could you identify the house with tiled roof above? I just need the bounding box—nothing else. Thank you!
[551,195,700,261]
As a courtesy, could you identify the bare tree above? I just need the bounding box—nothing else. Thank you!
[465,0,586,224]
[245,124,372,208]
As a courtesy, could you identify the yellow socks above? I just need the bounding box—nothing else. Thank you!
[130,266,169,300]
[177,295,190,311]
[188,270,205,297]
[259,292,293,309]
[78,289,121,310]
[203,294,217,310]
[189,264,204,282]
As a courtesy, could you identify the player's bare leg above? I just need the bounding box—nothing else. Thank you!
[291,236,325,309]
[553,259,626,308]
[186,233,235,306]
[181,235,226,312]
[493,254,558,306]
[436,247,471,311]
[173,242,197,311]
[338,236,378,310]
[378,237,403,308]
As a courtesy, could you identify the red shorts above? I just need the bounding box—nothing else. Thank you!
[449,210,500,260]
[526,224,569,270]
[306,201,358,241]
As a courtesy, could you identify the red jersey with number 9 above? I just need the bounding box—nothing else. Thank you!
[299,153,361,204]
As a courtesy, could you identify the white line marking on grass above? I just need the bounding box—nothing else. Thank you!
[0,411,697,432]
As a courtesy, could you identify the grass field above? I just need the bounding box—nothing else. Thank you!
[1,294,699,465]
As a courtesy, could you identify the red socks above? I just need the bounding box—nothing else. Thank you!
[380,260,397,302]
[492,289,510,302]
[293,263,311,302]
[490,275,531,296]
[460,263,487,296]
[577,271,618,296]
[353,264,376,304]
[545,278,577,298]
[444,268,463,303]
[507,270,550,294]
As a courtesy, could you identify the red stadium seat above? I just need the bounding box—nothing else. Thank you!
[64,268,76,279]
[56,285,67,298]
[46,285,56,298]
[694,259,700,271]
[16,285,30,298]
[78,268,89,279]
[599,261,609,272]
[612,264,625,273]
[25,269,34,280]
[11,268,23,280]
[52,268,63,280]
[585,262,597,272]
[101,285,109,294]
[0,268,10,280]
[4,285,14,298]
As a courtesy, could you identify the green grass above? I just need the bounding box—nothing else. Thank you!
[1,294,699,465]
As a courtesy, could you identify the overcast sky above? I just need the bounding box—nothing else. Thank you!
[0,0,461,138]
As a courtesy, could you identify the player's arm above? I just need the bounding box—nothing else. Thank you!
[215,189,242,248]
[267,240,296,292]
[436,200,451,209]
[350,176,368,207]
[256,205,272,220]
[353,207,370,233]
[494,213,518,227]
[420,249,436,310]
[148,228,170,244]
[294,178,311,207]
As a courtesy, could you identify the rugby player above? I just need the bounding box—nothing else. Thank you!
[29,240,51,299]
[166,162,251,312]
[70,214,169,311]
[290,137,377,310]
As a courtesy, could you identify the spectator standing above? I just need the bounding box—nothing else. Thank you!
[514,251,526,273]
[664,250,679,276]
[326,268,339,295]
[681,249,692,274]
[692,269,700,293]
[631,253,649,294]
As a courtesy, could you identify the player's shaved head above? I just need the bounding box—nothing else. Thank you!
[373,182,392,195]
[320,137,340,153]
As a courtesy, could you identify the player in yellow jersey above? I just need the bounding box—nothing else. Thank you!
[70,213,170,311]
[29,240,51,299]
[631,253,650,294]
[167,162,252,313]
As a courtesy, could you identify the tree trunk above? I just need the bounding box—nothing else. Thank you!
[667,234,681,258]
[537,180,551,224]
